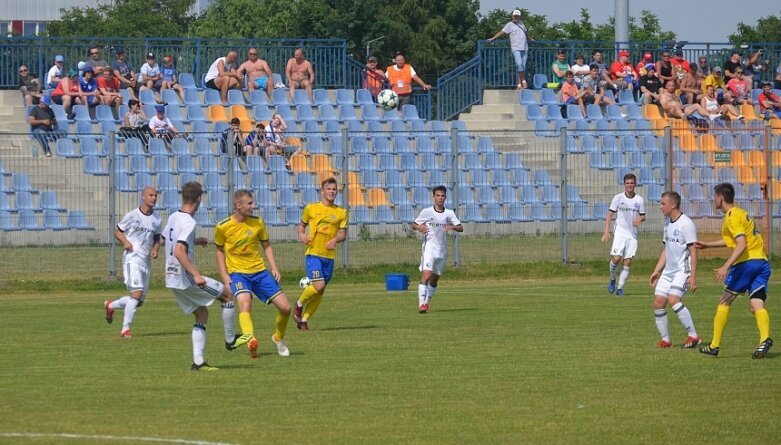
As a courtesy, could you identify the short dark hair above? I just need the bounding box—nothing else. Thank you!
[588,64,599,70]
[181,182,203,204]
[230,117,240,125]
[661,191,681,208]
[432,185,447,195]
[713,183,735,204]
[128,99,139,108]
[575,54,584,60]
[592,49,602,56]
[623,173,637,183]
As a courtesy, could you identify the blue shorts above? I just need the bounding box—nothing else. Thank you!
[305,255,334,284]
[564,97,576,104]
[724,259,771,297]
[512,50,527,73]
[254,77,269,89]
[230,270,282,304]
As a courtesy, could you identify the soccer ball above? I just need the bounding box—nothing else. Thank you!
[299,277,311,288]
[377,89,398,110]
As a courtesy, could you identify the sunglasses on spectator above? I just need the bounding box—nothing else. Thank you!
[19,69,27,73]
[249,52,258,56]
[90,52,99,55]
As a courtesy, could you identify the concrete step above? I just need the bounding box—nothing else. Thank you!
[482,89,522,105]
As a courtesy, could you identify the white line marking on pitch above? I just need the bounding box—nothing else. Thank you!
[0,432,240,445]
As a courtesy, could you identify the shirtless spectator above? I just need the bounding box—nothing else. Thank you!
[160,55,185,102]
[18,65,42,105]
[660,80,716,120]
[758,82,781,120]
[670,50,691,82]
[639,65,662,105]
[656,51,674,84]
[581,64,614,108]
[50,69,82,116]
[112,48,139,101]
[570,54,590,87]
[726,67,753,105]
[97,65,122,108]
[560,71,586,118]
[609,50,637,92]
[678,68,700,105]
[47,55,65,89]
[140,53,163,97]
[205,51,242,105]
[238,47,274,96]
[702,85,742,121]
[85,46,110,75]
[285,48,315,102]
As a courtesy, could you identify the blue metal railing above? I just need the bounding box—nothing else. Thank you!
[436,56,481,122]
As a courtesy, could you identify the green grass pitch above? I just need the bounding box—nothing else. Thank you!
[0,276,779,444]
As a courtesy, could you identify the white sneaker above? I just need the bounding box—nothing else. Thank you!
[271,335,290,357]
[709,113,722,121]
[737,114,745,120]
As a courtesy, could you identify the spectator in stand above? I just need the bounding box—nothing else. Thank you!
[79,65,100,108]
[265,113,289,161]
[85,46,110,75]
[205,51,242,105]
[488,9,532,89]
[775,60,781,90]
[120,99,151,145]
[701,66,726,96]
[660,80,717,120]
[50,69,82,117]
[47,55,65,89]
[18,64,42,105]
[550,49,569,88]
[362,56,389,99]
[722,51,744,81]
[570,54,590,87]
[581,64,615,108]
[726,67,753,105]
[758,82,781,120]
[678,68,701,105]
[140,53,163,97]
[98,65,122,108]
[656,50,674,85]
[741,49,763,85]
[160,54,185,102]
[639,64,662,105]
[671,50,691,82]
[636,52,654,77]
[238,47,275,96]
[702,85,743,121]
[589,50,617,91]
[221,118,245,157]
[244,122,267,158]
[28,96,59,157]
[695,56,711,83]
[385,52,431,109]
[609,50,637,93]
[560,71,587,118]
[149,105,180,143]
[112,47,139,102]
[285,48,316,102]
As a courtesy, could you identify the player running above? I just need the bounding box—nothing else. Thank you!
[601,173,646,296]
[215,190,291,359]
[649,191,700,349]
[163,182,247,371]
[696,183,773,359]
[293,177,348,331]
[104,186,162,338]
[411,186,463,313]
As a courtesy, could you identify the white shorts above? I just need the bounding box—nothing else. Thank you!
[654,271,689,298]
[169,275,224,314]
[124,262,150,297]
[610,234,638,259]
[419,255,446,276]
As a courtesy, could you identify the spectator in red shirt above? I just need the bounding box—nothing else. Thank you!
[609,50,637,92]
[758,82,781,120]
[670,49,691,81]
[726,67,753,105]
[98,65,122,108]
[636,52,654,76]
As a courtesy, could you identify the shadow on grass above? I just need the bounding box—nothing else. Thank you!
[319,325,378,331]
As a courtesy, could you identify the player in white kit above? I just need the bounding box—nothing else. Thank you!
[601,173,646,296]
[411,186,463,313]
[104,186,162,338]
[649,191,700,349]
[163,182,246,371]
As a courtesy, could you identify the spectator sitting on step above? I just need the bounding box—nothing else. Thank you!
[570,54,590,87]
[659,80,717,120]
[160,55,185,102]
[98,65,122,108]
[149,105,180,143]
[639,64,662,105]
[119,99,151,145]
[238,47,275,96]
[609,50,637,93]
[140,52,163,98]
[655,50,674,85]
[28,96,60,157]
[581,64,614,108]
[78,65,100,108]
[84,46,110,75]
[204,51,242,105]
[702,85,743,121]
[550,49,569,88]
[560,71,587,118]
[50,69,82,117]
[758,82,781,120]
[112,47,139,102]
[725,67,753,105]
[18,64,43,105]
[678,67,701,105]
[47,55,65,89]
[244,122,267,158]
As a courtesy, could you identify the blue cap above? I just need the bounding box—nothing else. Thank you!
[155,105,165,113]
[55,55,64,62]
[41,96,51,105]
[82,65,94,74]
[115,47,125,54]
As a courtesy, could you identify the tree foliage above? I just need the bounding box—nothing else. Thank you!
[46,0,195,37]
[728,11,781,44]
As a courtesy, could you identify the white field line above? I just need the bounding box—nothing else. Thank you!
[0,432,240,445]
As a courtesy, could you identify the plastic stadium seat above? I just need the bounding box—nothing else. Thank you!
[18,209,42,231]
[208,105,229,123]
[56,139,78,158]
[463,203,486,222]
[249,90,270,106]
[533,73,548,90]
[507,203,530,222]
[226,89,246,105]
[292,89,311,105]
[336,89,354,105]
[540,89,559,106]
[68,210,94,230]
[312,89,331,106]
[390,187,410,206]
[361,104,381,121]
[367,188,390,207]
[519,89,536,105]
[203,89,222,105]
[269,89,288,106]
[339,104,359,122]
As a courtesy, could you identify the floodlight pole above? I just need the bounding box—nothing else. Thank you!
[366,36,385,60]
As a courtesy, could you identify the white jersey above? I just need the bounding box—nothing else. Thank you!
[205,57,227,82]
[414,207,461,259]
[47,64,62,84]
[609,192,645,239]
[662,213,697,275]
[117,207,162,267]
[163,211,198,290]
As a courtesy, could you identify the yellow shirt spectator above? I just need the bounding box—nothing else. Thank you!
[301,202,348,259]
[214,215,269,274]
[701,73,725,94]
[721,206,766,264]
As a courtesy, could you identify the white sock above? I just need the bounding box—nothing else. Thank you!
[609,261,618,280]
[618,267,630,289]
[672,302,698,338]
[418,283,426,306]
[425,284,437,305]
[122,297,139,331]
[654,309,669,341]
[192,322,206,365]
[110,296,132,310]
[221,302,236,343]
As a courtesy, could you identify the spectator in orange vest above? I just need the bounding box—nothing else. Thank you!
[363,56,389,99]
[385,52,431,109]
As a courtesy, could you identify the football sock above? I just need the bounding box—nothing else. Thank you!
[672,302,697,338]
[274,311,290,340]
[754,308,770,342]
[609,261,618,280]
[425,284,437,305]
[418,283,426,306]
[239,311,254,336]
[122,297,139,331]
[303,293,323,322]
[111,296,131,309]
[654,308,669,341]
[221,301,236,343]
[299,285,320,307]
[192,322,206,366]
[618,267,630,289]
[710,304,731,348]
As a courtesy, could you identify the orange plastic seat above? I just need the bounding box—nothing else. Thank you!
[312,154,335,176]
[772,151,781,167]
[739,104,758,121]
[699,133,718,152]
[230,105,250,122]
[643,104,663,120]
[770,119,781,135]
[289,153,309,173]
[239,119,254,132]
[746,151,767,168]
[650,119,667,136]
[730,151,747,167]
[737,166,757,183]
[208,105,229,123]
[347,184,366,206]
[367,188,391,207]
[677,133,697,151]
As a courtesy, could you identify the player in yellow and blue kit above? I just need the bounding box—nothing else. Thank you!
[215,189,291,359]
[293,177,348,330]
[695,183,772,359]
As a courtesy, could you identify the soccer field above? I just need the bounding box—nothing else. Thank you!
[0,277,779,445]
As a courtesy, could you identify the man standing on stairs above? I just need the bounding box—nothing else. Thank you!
[601,173,646,296]
[488,9,533,89]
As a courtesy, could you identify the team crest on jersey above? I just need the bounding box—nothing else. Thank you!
[246,230,252,236]
[634,203,641,211]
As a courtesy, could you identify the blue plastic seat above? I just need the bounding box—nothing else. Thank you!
[339,104,359,122]
[12,173,36,192]
[312,89,331,106]
[336,89,354,106]
[66,210,93,230]
[533,73,548,90]
[284,206,302,224]
[390,187,410,206]
[249,90,270,105]
[19,209,43,231]
[0,210,19,230]
[56,139,79,158]
[463,203,485,222]
[519,89,537,105]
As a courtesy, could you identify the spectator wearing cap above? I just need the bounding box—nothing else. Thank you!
[363,56,389,98]
[85,46,109,75]
[28,96,60,157]
[670,50,691,82]
[701,66,725,95]
[18,64,42,105]
[488,9,533,89]
[570,54,590,87]
[140,53,163,96]
[636,52,654,77]
[550,49,569,88]
[47,55,65,89]
[726,67,753,105]
[98,65,122,108]
[78,65,100,107]
[655,50,674,84]
[385,52,431,109]
[244,122,267,158]
[758,82,781,120]
[50,69,82,116]
[149,105,179,143]
[609,50,637,92]
[204,51,242,105]
[112,47,139,101]
[160,54,185,102]
[639,64,662,105]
